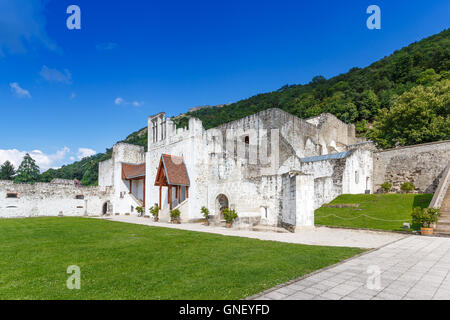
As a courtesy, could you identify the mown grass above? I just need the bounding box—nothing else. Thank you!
[0,217,363,300]
[315,194,433,232]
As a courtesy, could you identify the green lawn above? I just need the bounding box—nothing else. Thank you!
[0,217,363,300]
[315,194,433,232]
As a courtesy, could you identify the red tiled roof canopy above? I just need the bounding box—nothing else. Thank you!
[155,154,190,186]
[122,163,146,180]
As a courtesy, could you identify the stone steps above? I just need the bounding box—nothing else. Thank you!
[436,187,450,235]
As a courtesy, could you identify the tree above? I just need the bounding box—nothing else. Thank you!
[416,68,441,85]
[14,154,40,183]
[369,80,450,148]
[358,89,381,120]
[81,167,97,186]
[0,161,16,180]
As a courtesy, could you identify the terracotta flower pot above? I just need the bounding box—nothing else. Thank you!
[154,217,159,222]
[172,218,179,224]
[226,222,232,228]
[421,227,434,235]
[204,220,210,226]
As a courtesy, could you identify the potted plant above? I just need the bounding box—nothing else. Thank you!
[170,208,181,224]
[381,182,392,193]
[223,208,238,228]
[136,206,144,217]
[201,206,210,226]
[149,204,160,222]
[401,182,415,194]
[412,207,440,235]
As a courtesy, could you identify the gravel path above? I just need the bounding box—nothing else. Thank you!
[99,215,405,249]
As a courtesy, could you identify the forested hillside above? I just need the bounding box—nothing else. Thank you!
[38,29,450,185]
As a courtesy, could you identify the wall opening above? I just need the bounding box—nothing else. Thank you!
[216,194,229,220]
[6,193,18,199]
[102,202,109,215]
[75,195,84,200]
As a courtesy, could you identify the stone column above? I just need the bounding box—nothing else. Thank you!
[295,173,315,231]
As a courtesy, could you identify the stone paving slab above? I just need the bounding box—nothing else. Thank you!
[100,216,404,249]
[250,236,450,300]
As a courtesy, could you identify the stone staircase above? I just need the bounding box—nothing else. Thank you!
[436,187,450,234]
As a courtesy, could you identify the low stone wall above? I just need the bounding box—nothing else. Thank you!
[373,140,450,193]
[0,181,112,218]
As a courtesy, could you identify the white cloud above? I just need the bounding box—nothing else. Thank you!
[70,92,76,99]
[115,97,125,105]
[77,148,96,160]
[0,0,59,56]
[115,97,143,107]
[10,82,31,98]
[40,65,72,84]
[96,42,118,51]
[0,147,70,172]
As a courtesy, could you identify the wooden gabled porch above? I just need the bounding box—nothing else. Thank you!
[154,154,190,210]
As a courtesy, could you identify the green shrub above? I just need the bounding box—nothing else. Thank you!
[401,182,415,193]
[201,206,210,220]
[412,207,440,228]
[136,206,144,215]
[149,204,160,217]
[170,209,181,220]
[381,182,392,193]
[223,208,238,223]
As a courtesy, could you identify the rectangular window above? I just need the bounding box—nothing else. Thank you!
[6,193,18,199]
[75,195,84,200]
[355,171,360,184]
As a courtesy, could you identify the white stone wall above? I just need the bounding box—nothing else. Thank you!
[98,159,113,188]
[98,143,145,215]
[280,172,315,229]
[0,181,111,218]
[144,108,364,226]
[342,148,373,194]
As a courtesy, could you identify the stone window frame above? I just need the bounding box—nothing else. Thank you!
[6,193,18,199]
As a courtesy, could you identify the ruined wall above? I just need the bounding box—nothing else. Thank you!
[144,108,367,226]
[98,158,113,188]
[280,172,315,230]
[0,181,111,218]
[373,140,450,193]
[146,115,208,221]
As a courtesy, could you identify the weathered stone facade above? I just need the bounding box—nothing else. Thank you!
[0,180,111,218]
[373,140,450,193]
[144,108,371,229]
[3,108,448,230]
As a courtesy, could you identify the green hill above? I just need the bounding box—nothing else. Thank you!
[39,29,450,185]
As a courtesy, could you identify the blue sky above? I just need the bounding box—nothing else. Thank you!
[0,0,449,171]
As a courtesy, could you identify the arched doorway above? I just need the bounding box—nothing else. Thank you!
[102,201,111,216]
[216,194,229,219]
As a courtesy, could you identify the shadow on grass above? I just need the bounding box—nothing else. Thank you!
[412,194,433,209]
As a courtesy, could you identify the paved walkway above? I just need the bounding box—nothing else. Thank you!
[251,236,450,300]
[100,215,404,249]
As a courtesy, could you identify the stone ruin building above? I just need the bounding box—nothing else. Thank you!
[1,108,449,232]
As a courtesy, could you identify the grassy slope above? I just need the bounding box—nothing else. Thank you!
[0,217,363,300]
[314,194,433,231]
